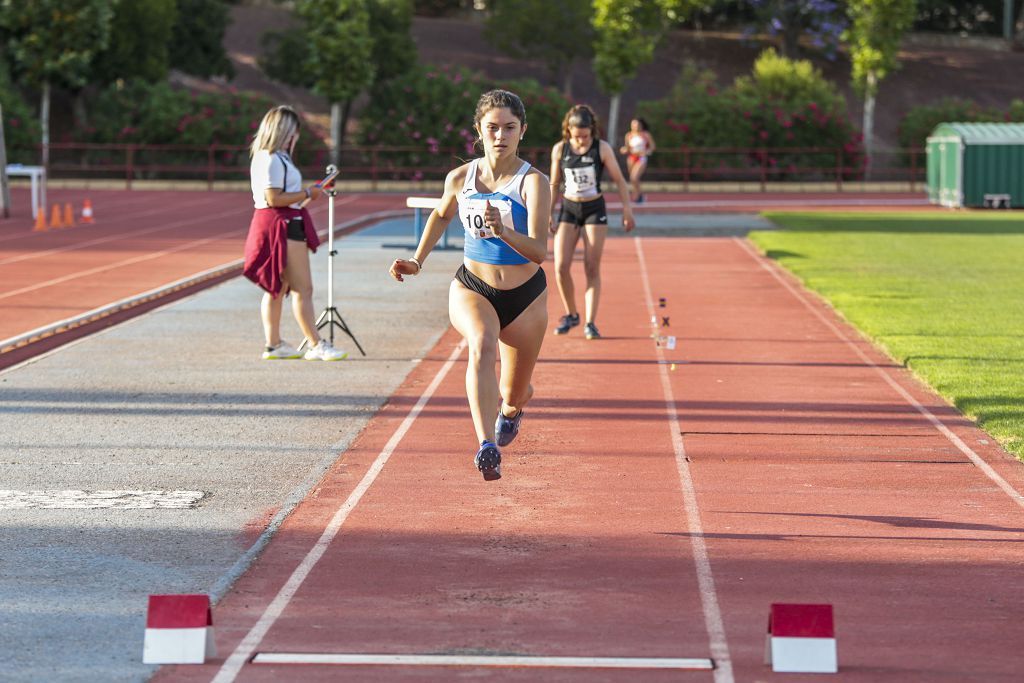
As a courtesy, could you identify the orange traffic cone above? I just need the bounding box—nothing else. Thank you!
[81,199,95,224]
[33,207,48,232]
[63,203,76,228]
[49,204,64,229]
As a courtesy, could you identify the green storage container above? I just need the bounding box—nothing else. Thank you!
[926,122,1024,208]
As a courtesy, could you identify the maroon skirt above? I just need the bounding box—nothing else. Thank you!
[242,206,319,296]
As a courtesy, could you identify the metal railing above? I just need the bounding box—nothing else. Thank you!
[10,143,926,192]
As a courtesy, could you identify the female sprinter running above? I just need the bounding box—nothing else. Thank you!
[389,90,550,481]
[549,104,635,340]
[620,117,655,203]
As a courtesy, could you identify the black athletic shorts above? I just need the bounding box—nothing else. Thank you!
[455,264,547,329]
[557,196,607,227]
[286,216,306,241]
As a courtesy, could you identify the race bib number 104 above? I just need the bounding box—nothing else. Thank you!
[462,198,513,240]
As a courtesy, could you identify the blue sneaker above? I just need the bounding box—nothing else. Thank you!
[474,441,502,481]
[553,313,579,335]
[495,408,523,447]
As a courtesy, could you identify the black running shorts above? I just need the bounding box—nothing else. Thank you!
[286,216,306,241]
[455,264,547,329]
[557,196,608,227]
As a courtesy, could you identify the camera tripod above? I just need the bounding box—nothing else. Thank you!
[300,166,365,356]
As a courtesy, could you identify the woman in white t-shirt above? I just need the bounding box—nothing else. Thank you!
[242,105,347,361]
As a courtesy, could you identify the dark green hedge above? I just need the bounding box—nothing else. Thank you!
[635,50,864,181]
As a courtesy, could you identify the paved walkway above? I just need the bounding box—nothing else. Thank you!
[0,228,465,682]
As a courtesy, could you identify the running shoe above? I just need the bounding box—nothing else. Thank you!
[584,322,601,340]
[304,340,349,361]
[495,408,523,447]
[553,313,580,335]
[262,340,303,360]
[474,441,502,481]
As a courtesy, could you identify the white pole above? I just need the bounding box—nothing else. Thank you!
[607,94,621,151]
[326,181,335,343]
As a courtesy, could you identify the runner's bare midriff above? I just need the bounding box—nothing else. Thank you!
[464,259,539,289]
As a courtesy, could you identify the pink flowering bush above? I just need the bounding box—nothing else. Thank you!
[896,98,1002,151]
[895,97,1024,167]
[73,80,325,177]
[358,64,570,179]
[635,52,863,181]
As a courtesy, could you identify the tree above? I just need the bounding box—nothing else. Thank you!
[259,27,316,89]
[169,0,234,79]
[368,0,416,87]
[747,1,847,58]
[914,0,1012,36]
[0,0,115,169]
[0,55,39,163]
[484,0,593,97]
[844,0,915,177]
[1016,0,1024,46]
[0,104,9,218]
[263,1,413,161]
[296,0,375,163]
[92,0,177,86]
[592,0,706,145]
[263,1,413,92]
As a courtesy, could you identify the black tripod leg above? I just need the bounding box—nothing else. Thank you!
[330,310,366,357]
[314,310,334,346]
[313,307,366,356]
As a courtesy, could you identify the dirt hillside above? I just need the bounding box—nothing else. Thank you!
[221,5,1024,148]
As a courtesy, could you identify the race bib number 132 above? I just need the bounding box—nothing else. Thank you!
[565,165,597,195]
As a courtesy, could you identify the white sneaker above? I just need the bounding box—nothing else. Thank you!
[262,341,303,360]
[304,340,348,361]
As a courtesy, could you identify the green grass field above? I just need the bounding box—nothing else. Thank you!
[748,211,1024,460]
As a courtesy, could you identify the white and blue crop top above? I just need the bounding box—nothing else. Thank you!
[457,158,531,266]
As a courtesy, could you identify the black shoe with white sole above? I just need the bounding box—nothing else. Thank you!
[475,441,502,481]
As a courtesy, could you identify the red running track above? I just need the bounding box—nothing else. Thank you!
[0,188,408,351]
[0,188,933,350]
[152,234,1023,682]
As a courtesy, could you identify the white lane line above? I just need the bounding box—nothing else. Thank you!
[0,260,238,352]
[210,340,467,683]
[0,208,409,370]
[329,194,360,207]
[0,192,176,246]
[207,322,453,605]
[0,192,354,268]
[0,196,234,264]
[735,237,1024,510]
[251,653,715,669]
[0,490,204,509]
[0,224,244,301]
[634,236,735,683]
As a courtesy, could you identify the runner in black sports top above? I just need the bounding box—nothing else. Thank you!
[548,104,635,340]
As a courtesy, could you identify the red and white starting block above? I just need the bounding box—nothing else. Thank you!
[765,603,837,673]
[143,594,216,664]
